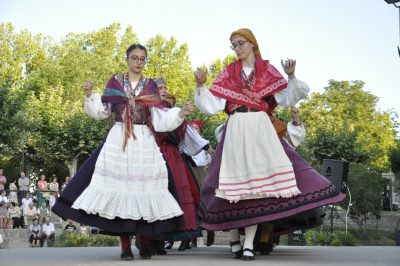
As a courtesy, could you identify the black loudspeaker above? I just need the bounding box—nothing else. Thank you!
[322,159,349,193]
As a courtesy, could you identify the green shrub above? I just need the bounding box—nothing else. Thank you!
[54,232,119,247]
[304,230,355,246]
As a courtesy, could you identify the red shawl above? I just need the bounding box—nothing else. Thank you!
[209,57,288,114]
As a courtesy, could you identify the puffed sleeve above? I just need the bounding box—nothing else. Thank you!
[150,106,185,132]
[274,78,310,108]
[84,93,110,120]
[284,121,306,149]
[194,85,226,115]
[179,124,210,156]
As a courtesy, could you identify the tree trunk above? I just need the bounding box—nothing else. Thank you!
[65,151,84,177]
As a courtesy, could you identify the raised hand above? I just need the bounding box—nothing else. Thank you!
[194,68,208,87]
[83,80,94,97]
[280,59,296,77]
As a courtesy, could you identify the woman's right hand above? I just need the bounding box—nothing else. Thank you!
[194,68,207,87]
[179,101,194,118]
[83,80,93,97]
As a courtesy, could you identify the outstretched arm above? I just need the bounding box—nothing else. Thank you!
[83,81,110,120]
[274,59,310,108]
[194,69,226,115]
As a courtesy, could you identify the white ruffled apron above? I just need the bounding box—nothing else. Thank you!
[72,122,183,222]
[216,111,301,202]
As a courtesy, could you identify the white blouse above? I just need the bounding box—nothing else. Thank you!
[84,93,184,133]
[179,124,210,156]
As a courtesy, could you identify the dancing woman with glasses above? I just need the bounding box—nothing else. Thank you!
[194,28,345,260]
[52,44,194,260]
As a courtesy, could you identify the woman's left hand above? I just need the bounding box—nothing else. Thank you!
[281,59,296,77]
[207,146,215,156]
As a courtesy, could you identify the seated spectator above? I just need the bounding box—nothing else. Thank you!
[80,224,90,236]
[29,218,41,247]
[0,190,9,205]
[64,219,77,233]
[37,202,50,225]
[7,202,22,228]
[24,202,38,228]
[0,201,7,228]
[61,176,70,191]
[40,217,55,247]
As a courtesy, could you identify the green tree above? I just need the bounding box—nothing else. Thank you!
[0,23,50,170]
[389,139,400,175]
[300,80,396,171]
[145,34,193,105]
[340,163,383,230]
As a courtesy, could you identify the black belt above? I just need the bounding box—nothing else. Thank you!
[116,120,146,125]
[229,106,261,115]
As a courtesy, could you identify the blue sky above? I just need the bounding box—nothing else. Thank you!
[1,0,399,116]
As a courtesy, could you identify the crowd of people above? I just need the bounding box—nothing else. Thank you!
[0,171,70,247]
[2,28,345,260]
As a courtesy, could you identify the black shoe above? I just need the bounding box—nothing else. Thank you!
[206,231,215,246]
[242,248,255,261]
[139,248,152,259]
[164,241,174,249]
[258,242,270,255]
[178,240,191,251]
[120,250,134,260]
[154,240,167,255]
[230,240,243,259]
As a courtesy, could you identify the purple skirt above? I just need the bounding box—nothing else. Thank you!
[199,129,345,231]
[52,142,184,236]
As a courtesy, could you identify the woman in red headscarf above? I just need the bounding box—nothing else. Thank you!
[194,28,345,260]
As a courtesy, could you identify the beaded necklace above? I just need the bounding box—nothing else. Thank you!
[240,68,256,90]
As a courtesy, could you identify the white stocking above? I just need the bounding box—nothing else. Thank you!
[243,224,257,256]
[229,229,241,253]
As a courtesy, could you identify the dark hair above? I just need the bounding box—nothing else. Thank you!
[126,44,147,58]
[11,202,16,207]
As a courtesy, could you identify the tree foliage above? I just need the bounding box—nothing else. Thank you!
[300,80,396,171]
[339,163,383,229]
[0,22,398,191]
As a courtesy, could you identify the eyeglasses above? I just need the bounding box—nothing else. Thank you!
[230,40,248,50]
[128,56,148,64]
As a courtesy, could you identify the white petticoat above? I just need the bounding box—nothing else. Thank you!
[72,122,183,222]
[216,112,301,202]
